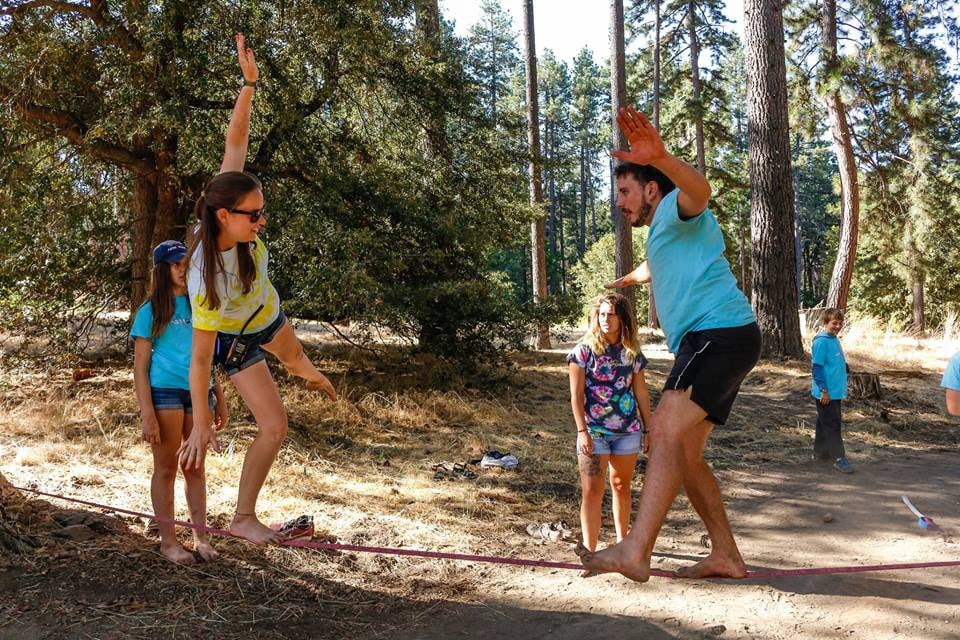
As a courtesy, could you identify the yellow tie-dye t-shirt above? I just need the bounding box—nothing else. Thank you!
[187,238,281,334]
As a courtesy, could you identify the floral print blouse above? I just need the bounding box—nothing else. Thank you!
[568,342,648,435]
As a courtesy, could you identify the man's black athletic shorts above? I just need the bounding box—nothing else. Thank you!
[663,322,762,425]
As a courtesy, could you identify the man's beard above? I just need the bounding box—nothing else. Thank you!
[630,200,652,227]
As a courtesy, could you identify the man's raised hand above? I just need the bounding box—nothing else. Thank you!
[612,106,666,166]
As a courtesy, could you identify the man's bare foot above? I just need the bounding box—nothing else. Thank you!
[230,514,282,545]
[160,542,197,565]
[674,552,747,579]
[193,538,219,561]
[575,541,651,582]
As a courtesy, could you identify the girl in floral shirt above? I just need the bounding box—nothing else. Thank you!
[568,293,652,552]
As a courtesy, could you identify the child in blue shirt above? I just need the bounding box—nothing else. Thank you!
[941,352,960,416]
[811,308,853,473]
[131,240,228,564]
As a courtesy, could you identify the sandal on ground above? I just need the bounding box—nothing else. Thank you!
[431,463,450,481]
[451,462,478,480]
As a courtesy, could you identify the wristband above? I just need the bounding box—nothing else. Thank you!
[577,429,588,433]
[243,79,257,88]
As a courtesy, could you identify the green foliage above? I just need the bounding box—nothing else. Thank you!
[0,0,544,361]
[570,231,649,322]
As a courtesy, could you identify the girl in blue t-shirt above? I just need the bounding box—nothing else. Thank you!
[568,293,652,552]
[131,240,228,564]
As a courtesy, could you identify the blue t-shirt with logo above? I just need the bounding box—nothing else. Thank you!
[811,331,847,400]
[941,352,960,391]
[130,296,195,390]
[647,189,756,354]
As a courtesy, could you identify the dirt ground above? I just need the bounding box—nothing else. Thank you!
[1,331,958,639]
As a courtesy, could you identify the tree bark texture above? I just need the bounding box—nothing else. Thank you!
[688,0,706,174]
[821,0,860,311]
[745,0,803,358]
[610,0,635,315]
[649,0,662,328]
[524,0,551,349]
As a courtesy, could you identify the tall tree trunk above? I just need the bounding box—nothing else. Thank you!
[589,150,597,240]
[821,0,859,310]
[649,0,662,329]
[610,0,635,314]
[547,122,558,261]
[579,145,587,255]
[688,0,706,173]
[738,215,749,299]
[792,135,803,303]
[130,172,159,311]
[745,0,803,358]
[524,0,551,348]
[904,220,926,333]
[653,0,662,130]
[559,204,567,293]
[900,9,926,334]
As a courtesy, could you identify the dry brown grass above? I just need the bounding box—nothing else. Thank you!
[2,329,959,638]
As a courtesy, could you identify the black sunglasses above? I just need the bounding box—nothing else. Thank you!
[228,207,267,223]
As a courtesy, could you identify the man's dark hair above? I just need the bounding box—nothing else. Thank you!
[614,162,675,196]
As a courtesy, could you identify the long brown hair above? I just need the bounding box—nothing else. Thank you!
[145,262,176,338]
[582,293,640,360]
[187,171,261,310]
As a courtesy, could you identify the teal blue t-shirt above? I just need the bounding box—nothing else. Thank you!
[941,352,960,391]
[811,331,848,400]
[130,296,195,390]
[647,189,756,353]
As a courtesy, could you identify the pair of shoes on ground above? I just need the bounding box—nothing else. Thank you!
[833,457,855,474]
[526,520,573,542]
[479,450,519,470]
[431,462,478,481]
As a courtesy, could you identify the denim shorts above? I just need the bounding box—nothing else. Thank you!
[214,312,286,376]
[577,430,643,456]
[151,387,215,414]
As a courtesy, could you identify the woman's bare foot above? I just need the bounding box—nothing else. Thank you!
[230,514,282,545]
[674,552,747,579]
[575,540,651,582]
[160,542,197,565]
[193,537,219,562]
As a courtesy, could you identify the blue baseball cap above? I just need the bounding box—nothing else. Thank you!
[152,240,187,266]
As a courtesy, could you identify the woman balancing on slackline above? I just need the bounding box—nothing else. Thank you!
[178,34,338,545]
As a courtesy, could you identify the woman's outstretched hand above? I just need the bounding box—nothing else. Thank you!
[178,425,221,470]
[236,33,258,85]
[612,106,667,166]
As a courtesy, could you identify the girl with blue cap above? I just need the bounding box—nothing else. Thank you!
[131,239,228,564]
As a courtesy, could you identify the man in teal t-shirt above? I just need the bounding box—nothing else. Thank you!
[577,106,760,584]
[942,352,960,416]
